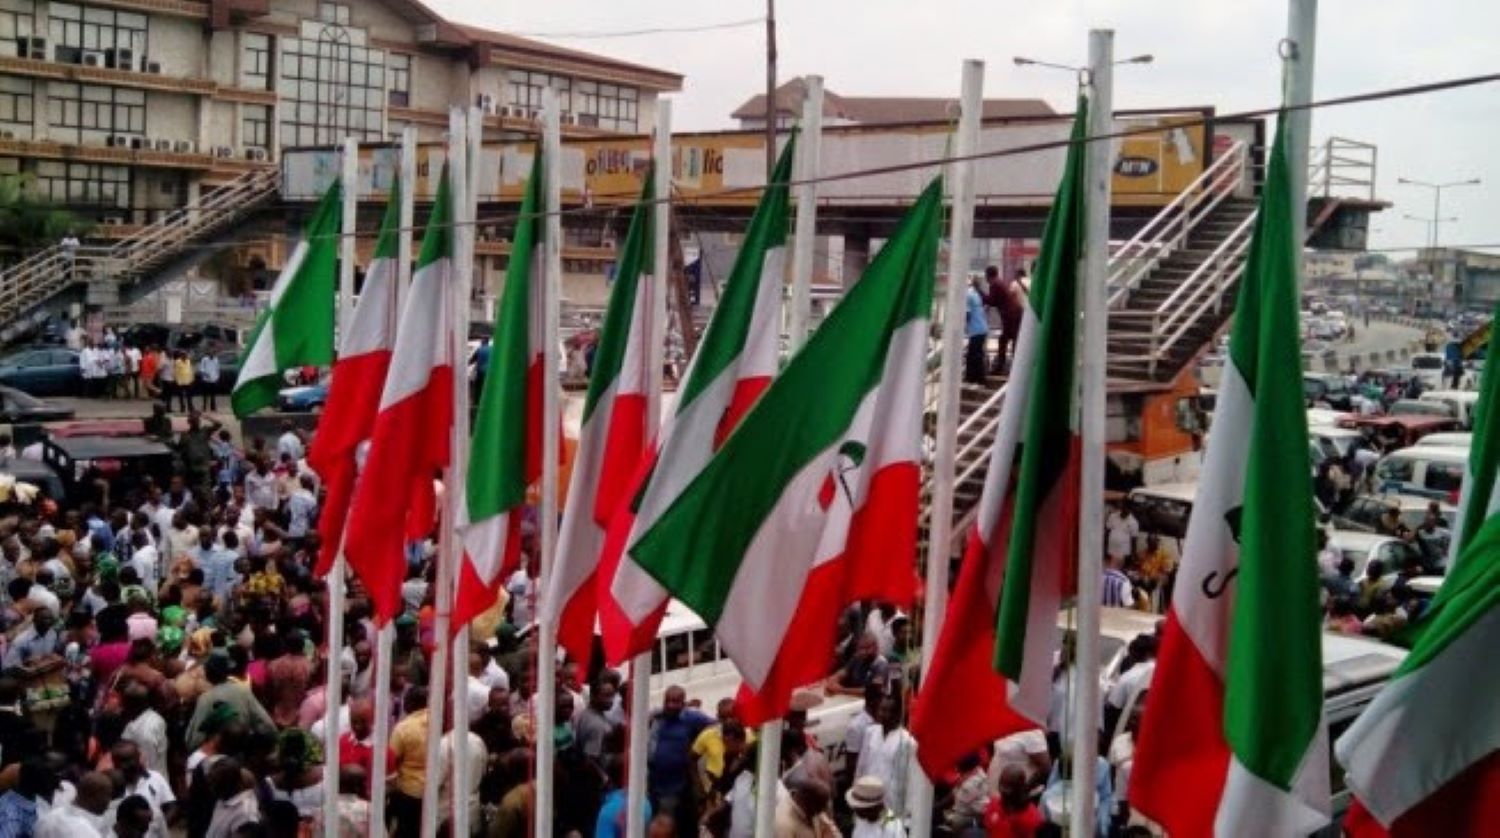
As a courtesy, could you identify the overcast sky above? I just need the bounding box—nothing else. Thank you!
[435,0,1498,256]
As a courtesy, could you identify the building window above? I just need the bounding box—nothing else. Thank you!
[574,79,637,131]
[47,2,148,69]
[242,103,269,149]
[507,70,569,116]
[47,81,144,144]
[277,30,385,147]
[317,2,348,25]
[387,52,410,108]
[34,159,129,210]
[241,32,272,90]
[0,0,36,56]
[0,75,32,137]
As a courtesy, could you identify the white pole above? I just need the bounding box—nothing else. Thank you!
[368,128,416,838]
[752,718,782,838]
[447,104,482,838]
[623,99,672,838]
[1072,29,1114,837]
[397,125,417,311]
[421,109,466,838]
[1284,0,1318,256]
[321,135,358,838]
[535,85,564,838]
[787,75,824,347]
[909,58,983,838]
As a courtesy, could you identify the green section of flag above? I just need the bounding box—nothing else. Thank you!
[1401,511,1500,676]
[231,179,341,417]
[1222,117,1323,789]
[583,166,653,424]
[629,178,942,622]
[468,152,539,519]
[1453,299,1500,561]
[373,176,401,261]
[678,135,795,406]
[992,99,1087,679]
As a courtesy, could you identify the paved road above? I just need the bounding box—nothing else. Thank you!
[1315,319,1428,373]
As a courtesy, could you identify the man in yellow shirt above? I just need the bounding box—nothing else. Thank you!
[388,686,430,838]
[692,699,752,796]
[172,351,195,412]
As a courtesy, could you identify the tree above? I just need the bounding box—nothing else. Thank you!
[0,173,87,263]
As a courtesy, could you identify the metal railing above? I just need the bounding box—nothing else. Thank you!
[1308,137,1377,202]
[0,166,278,331]
[1106,141,1249,308]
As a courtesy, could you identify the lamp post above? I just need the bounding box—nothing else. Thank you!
[1398,176,1480,249]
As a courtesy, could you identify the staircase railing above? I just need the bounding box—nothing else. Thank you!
[1106,141,1249,308]
[0,166,278,331]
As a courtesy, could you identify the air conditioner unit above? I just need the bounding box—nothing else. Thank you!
[108,48,134,71]
[106,135,127,148]
[153,138,172,151]
[145,60,162,74]
[245,147,269,161]
[498,106,512,118]
[25,37,45,60]
[82,51,105,67]
[213,145,234,158]
[173,140,194,154]
[102,216,125,225]
[0,130,14,140]
[561,114,575,126]
[129,136,147,150]
[475,93,494,111]
[527,109,539,120]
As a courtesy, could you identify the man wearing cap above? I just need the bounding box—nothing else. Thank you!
[847,775,905,838]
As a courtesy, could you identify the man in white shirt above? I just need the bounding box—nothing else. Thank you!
[286,475,318,539]
[112,740,175,838]
[165,512,199,567]
[277,422,305,461]
[846,776,905,838]
[987,729,1051,795]
[506,555,537,626]
[439,727,487,833]
[35,770,112,837]
[854,694,916,818]
[1105,504,1139,564]
[121,683,169,775]
[244,459,278,511]
[128,531,161,592]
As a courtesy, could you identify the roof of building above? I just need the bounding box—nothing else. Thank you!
[731,76,1055,123]
[455,24,683,90]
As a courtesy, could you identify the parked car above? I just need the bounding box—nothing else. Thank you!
[1405,352,1446,388]
[1372,446,1468,502]
[277,380,329,412]
[1388,399,1456,420]
[1336,414,1461,450]
[0,386,75,423]
[1331,493,1455,534]
[39,435,175,500]
[0,347,81,396]
[1327,531,1427,578]
[1418,390,1480,429]
[209,349,242,394]
[1304,373,1355,410]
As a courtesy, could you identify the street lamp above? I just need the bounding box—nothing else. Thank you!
[1014,53,1153,84]
[1397,176,1480,249]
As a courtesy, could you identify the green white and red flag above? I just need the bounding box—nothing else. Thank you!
[1335,298,1500,837]
[618,177,941,724]
[344,169,456,623]
[1131,118,1329,835]
[455,149,547,630]
[544,167,655,668]
[310,177,402,576]
[910,101,1087,778]
[600,136,794,666]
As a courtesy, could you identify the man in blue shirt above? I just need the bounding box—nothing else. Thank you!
[596,755,652,838]
[965,275,990,384]
[648,685,711,836]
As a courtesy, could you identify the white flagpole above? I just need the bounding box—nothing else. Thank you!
[909,58,983,838]
[623,99,672,838]
[321,135,358,838]
[787,75,823,347]
[1072,29,1114,835]
[421,109,466,838]
[535,85,564,838]
[1284,0,1318,253]
[368,125,416,838]
[447,104,482,838]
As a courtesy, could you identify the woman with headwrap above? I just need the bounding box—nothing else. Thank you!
[174,628,217,705]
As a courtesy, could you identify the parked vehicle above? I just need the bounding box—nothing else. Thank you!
[1304,373,1356,410]
[277,380,329,412]
[1405,352,1446,389]
[1415,432,1471,450]
[40,435,175,501]
[0,347,81,397]
[1372,446,1468,501]
[1388,399,1456,420]
[1336,414,1461,450]
[0,386,75,423]
[1418,390,1480,429]
[1311,426,1363,462]
[1331,493,1455,534]
[1327,531,1427,578]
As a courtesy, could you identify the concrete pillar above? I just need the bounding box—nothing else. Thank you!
[842,233,870,289]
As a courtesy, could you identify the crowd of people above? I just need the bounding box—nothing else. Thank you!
[64,322,224,412]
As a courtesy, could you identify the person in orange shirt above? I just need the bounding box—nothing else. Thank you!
[139,347,160,399]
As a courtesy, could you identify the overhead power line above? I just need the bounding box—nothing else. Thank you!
[511,17,763,40]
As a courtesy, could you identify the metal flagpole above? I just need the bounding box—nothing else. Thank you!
[1072,29,1114,836]
[421,108,466,838]
[447,103,482,838]
[909,57,983,838]
[368,125,416,838]
[623,98,672,838]
[535,85,564,838]
[1284,0,1318,255]
[321,135,358,838]
[787,75,823,347]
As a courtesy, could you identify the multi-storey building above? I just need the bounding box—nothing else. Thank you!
[0,0,678,231]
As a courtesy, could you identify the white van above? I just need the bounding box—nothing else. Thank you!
[1373,446,1469,501]
[1418,390,1481,429]
[1415,432,1471,450]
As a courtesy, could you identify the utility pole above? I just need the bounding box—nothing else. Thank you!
[765,0,777,179]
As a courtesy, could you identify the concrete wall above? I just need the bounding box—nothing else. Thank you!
[147,15,203,78]
[144,91,197,142]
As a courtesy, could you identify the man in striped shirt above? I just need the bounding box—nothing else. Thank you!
[1101,552,1136,608]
